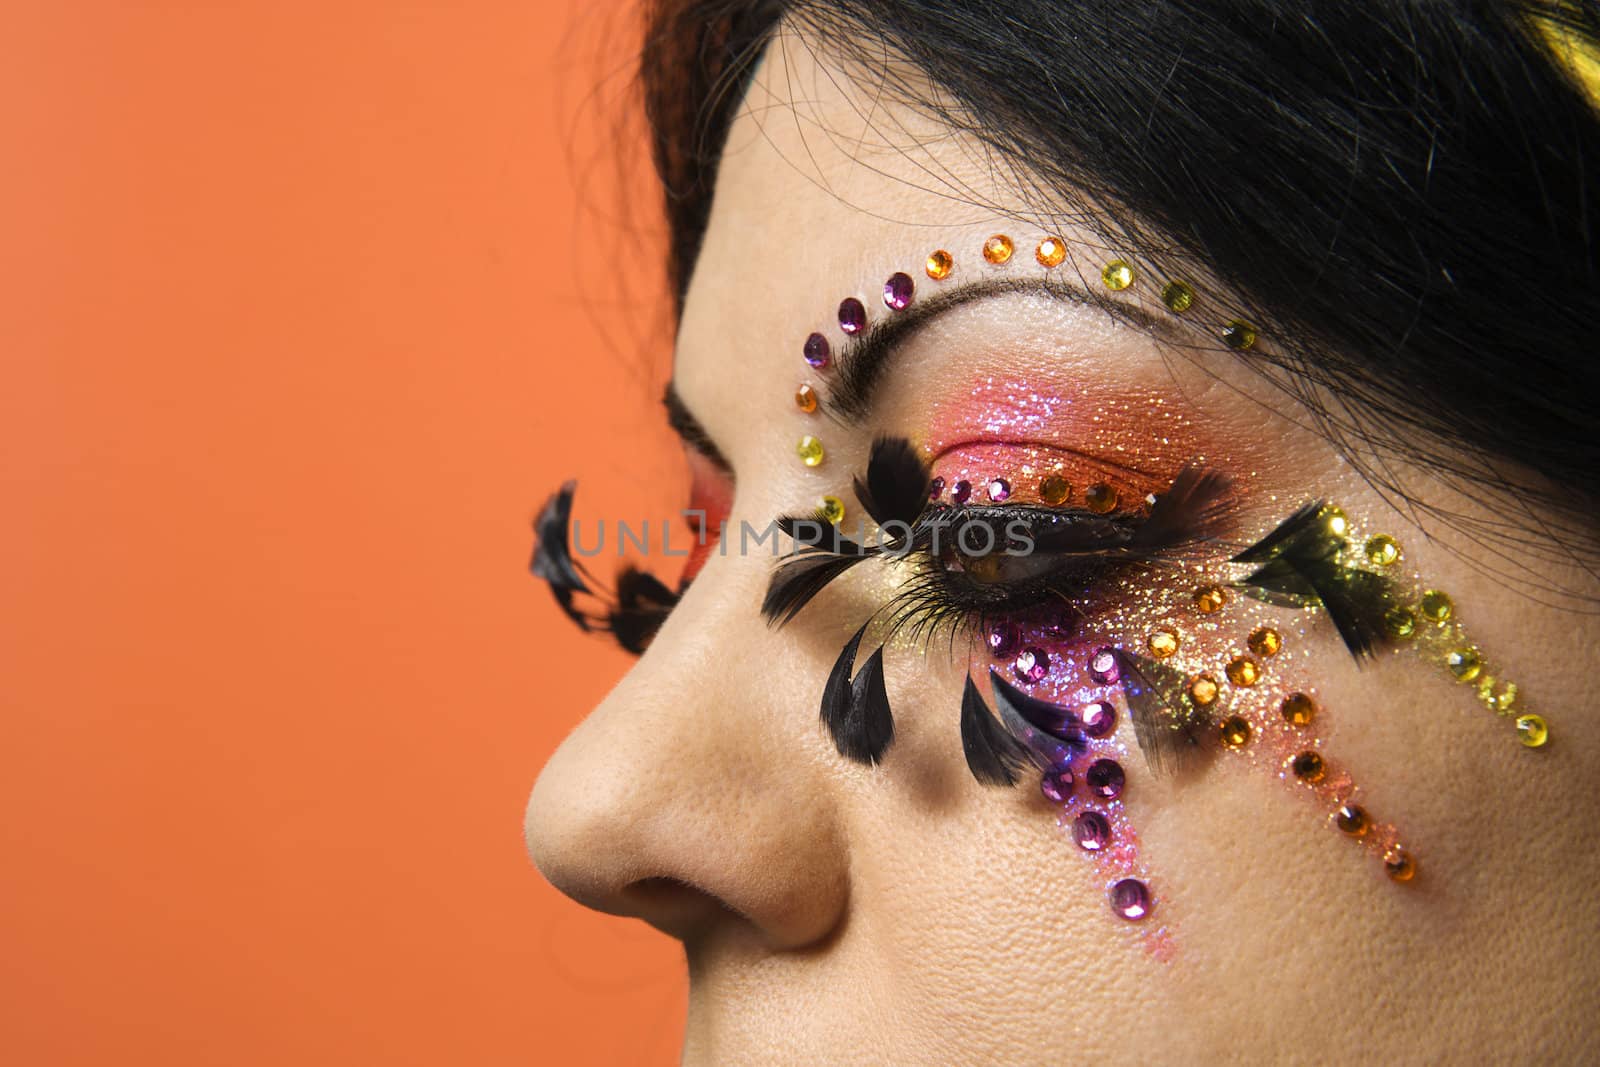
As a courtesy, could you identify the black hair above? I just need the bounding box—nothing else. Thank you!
[639,0,1600,591]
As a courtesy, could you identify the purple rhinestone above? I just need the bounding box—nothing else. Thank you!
[1039,607,1075,640]
[951,479,972,504]
[1109,877,1151,921]
[838,297,867,334]
[928,476,945,500]
[1013,646,1049,684]
[1040,763,1074,804]
[1079,700,1117,738]
[987,621,1021,658]
[1088,646,1121,685]
[1086,758,1125,800]
[1072,811,1112,851]
[883,272,914,310]
[802,332,830,368]
[987,477,1011,502]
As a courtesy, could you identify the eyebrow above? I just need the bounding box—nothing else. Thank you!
[663,383,733,474]
[826,275,1184,421]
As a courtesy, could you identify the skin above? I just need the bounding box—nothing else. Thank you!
[525,29,1600,1065]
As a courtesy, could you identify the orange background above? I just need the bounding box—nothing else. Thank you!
[0,3,689,1063]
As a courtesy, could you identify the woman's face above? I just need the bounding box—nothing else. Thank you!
[526,35,1597,1063]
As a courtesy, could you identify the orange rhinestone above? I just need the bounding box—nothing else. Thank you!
[1225,655,1262,687]
[1035,236,1067,267]
[925,249,954,280]
[1280,692,1316,726]
[1192,585,1228,614]
[1219,716,1252,747]
[1291,750,1325,782]
[1247,626,1282,657]
[1039,475,1070,505]
[1146,627,1179,659]
[1084,483,1118,513]
[982,235,1014,265]
[1335,803,1370,837]
[1189,674,1220,706]
[795,383,818,413]
[1384,847,1417,882]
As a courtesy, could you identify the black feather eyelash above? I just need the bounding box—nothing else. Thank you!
[821,620,895,764]
[1112,648,1214,777]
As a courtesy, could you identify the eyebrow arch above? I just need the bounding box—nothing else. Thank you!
[826,275,1185,421]
[663,383,733,474]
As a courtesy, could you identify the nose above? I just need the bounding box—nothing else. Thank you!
[523,567,851,951]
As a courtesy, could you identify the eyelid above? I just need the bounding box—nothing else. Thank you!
[663,383,733,476]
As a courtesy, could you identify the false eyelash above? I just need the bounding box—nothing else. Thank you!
[528,480,681,654]
[1113,648,1215,778]
[1231,502,1395,660]
[959,674,1031,786]
[852,435,932,531]
[821,620,895,764]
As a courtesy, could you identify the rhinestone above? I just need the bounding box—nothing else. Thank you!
[925,249,954,280]
[1039,475,1070,505]
[951,479,972,504]
[1222,320,1257,349]
[1040,763,1074,804]
[1160,279,1195,312]
[1322,506,1349,538]
[1013,647,1049,684]
[1039,607,1074,641]
[1086,758,1125,800]
[820,496,844,524]
[1109,878,1150,921]
[1446,648,1481,681]
[1193,585,1228,614]
[1146,627,1179,659]
[987,621,1021,658]
[1516,713,1549,748]
[883,271,914,310]
[795,383,818,413]
[1335,803,1370,836]
[796,435,825,467]
[1189,674,1220,706]
[1035,236,1067,267]
[1088,646,1121,686]
[1280,692,1316,726]
[1219,715,1252,747]
[837,297,866,335]
[1101,259,1135,290]
[982,234,1014,264]
[1225,655,1262,687]
[1419,590,1454,623]
[928,476,945,500]
[1072,811,1112,851]
[1291,750,1326,782]
[1384,847,1417,882]
[987,477,1011,502]
[802,332,830,368]
[1365,534,1401,566]
[1084,483,1118,513]
[1248,626,1282,657]
[1079,701,1116,738]
[1385,606,1417,639]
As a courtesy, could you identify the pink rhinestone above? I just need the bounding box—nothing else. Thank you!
[987,477,1011,502]
[987,621,1021,658]
[1086,758,1125,799]
[1088,646,1120,685]
[1040,763,1074,804]
[838,297,866,334]
[1013,646,1049,683]
[1110,878,1151,921]
[802,332,830,368]
[928,476,945,500]
[883,272,914,310]
[951,480,972,504]
[1079,700,1116,738]
[1072,811,1111,851]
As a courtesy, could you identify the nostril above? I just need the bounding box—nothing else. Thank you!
[623,877,741,940]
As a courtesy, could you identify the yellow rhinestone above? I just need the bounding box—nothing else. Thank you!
[1084,482,1118,513]
[1189,674,1220,706]
[1039,475,1071,505]
[1193,585,1228,614]
[1335,803,1370,837]
[1225,655,1262,687]
[1147,627,1179,659]
[925,249,954,280]
[1248,626,1282,657]
[1220,715,1252,747]
[1291,750,1325,782]
[1384,606,1417,639]
[1101,259,1135,290]
[1160,279,1195,313]
[795,383,818,413]
[982,235,1014,265]
[1365,534,1401,566]
[1516,713,1549,748]
[1419,590,1454,623]
[1222,319,1257,349]
[796,435,825,467]
[1322,506,1349,538]
[1446,647,1481,682]
[1035,236,1067,268]
[1280,692,1316,726]
[820,495,845,524]
[1384,847,1418,883]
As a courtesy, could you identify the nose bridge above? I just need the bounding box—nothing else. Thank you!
[523,552,851,950]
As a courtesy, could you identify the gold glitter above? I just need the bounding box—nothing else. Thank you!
[1160,279,1195,313]
[1516,713,1549,748]
[925,249,954,279]
[1280,692,1316,726]
[1419,590,1454,623]
[1189,674,1220,706]
[796,435,824,467]
[1446,647,1481,682]
[1192,585,1228,614]
[795,383,818,413]
[1101,259,1135,290]
[1291,750,1325,782]
[1384,606,1417,639]
[1335,804,1370,837]
[1225,655,1262,687]
[1323,506,1349,538]
[982,235,1014,265]
[1222,319,1257,349]
[1384,847,1417,883]
[1364,534,1401,566]
[1479,677,1519,715]
[1035,236,1067,267]
[820,496,845,524]
[1147,627,1179,659]
[1084,483,1118,513]
[1248,626,1282,657]
[1039,475,1071,505]
[1219,715,1252,747]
